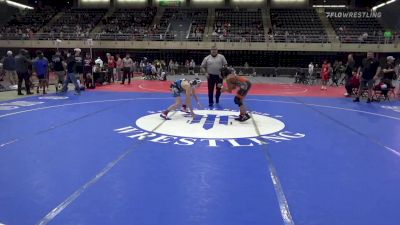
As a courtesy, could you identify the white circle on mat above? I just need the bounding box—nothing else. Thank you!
[136,110,285,139]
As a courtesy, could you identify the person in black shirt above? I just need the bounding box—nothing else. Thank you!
[15,49,33,96]
[83,53,94,88]
[379,56,396,97]
[354,52,381,103]
[61,51,80,95]
[73,48,84,86]
[344,54,355,97]
[52,51,65,92]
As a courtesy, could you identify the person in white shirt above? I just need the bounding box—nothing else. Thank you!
[168,60,174,74]
[308,62,314,77]
[95,57,103,68]
[189,59,195,75]
[116,54,123,81]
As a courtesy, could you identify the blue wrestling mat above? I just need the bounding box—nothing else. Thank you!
[0,91,399,225]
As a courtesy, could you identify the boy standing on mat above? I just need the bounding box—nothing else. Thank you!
[61,51,81,95]
[52,51,66,92]
[32,51,49,95]
[160,78,202,120]
[219,67,252,122]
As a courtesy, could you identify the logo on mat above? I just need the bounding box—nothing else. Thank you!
[381,106,400,113]
[114,109,305,147]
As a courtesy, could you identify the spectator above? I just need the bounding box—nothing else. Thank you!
[169,60,175,74]
[140,59,146,73]
[52,51,66,92]
[61,50,80,95]
[32,51,49,95]
[308,62,314,78]
[384,30,392,44]
[174,61,179,74]
[189,59,195,75]
[2,51,17,88]
[353,52,381,103]
[15,49,32,96]
[185,59,190,72]
[151,63,157,78]
[321,60,329,90]
[95,57,104,68]
[73,48,84,86]
[106,53,116,83]
[201,46,227,107]
[83,53,93,88]
[344,54,355,97]
[379,56,396,97]
[116,54,123,81]
[92,63,102,86]
[121,54,133,85]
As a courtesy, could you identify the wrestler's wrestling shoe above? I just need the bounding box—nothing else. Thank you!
[234,113,251,122]
[160,112,171,120]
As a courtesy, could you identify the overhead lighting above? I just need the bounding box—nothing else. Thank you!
[117,0,146,2]
[313,5,346,8]
[81,0,109,2]
[4,0,34,9]
[373,0,398,10]
[232,0,263,2]
[272,0,305,2]
[194,0,220,1]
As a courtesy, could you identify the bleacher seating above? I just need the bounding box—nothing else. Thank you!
[270,8,328,43]
[100,7,157,40]
[157,8,207,41]
[0,5,19,26]
[187,9,208,41]
[0,7,56,40]
[327,8,385,43]
[213,8,264,42]
[42,8,107,40]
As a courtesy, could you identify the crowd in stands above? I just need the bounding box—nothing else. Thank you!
[0,7,400,44]
[270,8,328,43]
[42,8,107,40]
[327,8,386,43]
[187,9,207,41]
[0,6,57,40]
[99,7,157,40]
[213,8,264,42]
[158,8,207,41]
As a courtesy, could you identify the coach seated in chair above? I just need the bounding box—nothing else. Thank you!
[93,63,106,86]
[375,56,397,98]
[345,69,360,97]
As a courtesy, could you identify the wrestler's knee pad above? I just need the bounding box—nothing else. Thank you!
[234,96,243,107]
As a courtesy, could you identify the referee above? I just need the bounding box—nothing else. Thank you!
[201,46,227,107]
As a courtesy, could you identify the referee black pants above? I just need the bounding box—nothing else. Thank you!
[17,71,31,94]
[207,74,222,105]
[121,67,131,84]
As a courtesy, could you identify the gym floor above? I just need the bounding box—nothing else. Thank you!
[0,76,399,225]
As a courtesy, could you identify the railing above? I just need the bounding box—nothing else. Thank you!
[157,65,316,77]
[0,32,399,45]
